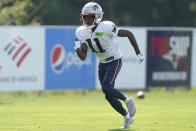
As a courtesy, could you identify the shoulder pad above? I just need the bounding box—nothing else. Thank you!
[102,21,115,27]
[101,21,118,35]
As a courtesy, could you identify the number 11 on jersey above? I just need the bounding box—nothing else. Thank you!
[86,38,105,53]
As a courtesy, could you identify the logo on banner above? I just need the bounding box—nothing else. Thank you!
[147,31,192,87]
[51,44,66,74]
[151,36,190,70]
[3,36,31,68]
[50,44,92,74]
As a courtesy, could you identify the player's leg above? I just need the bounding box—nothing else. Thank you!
[105,94,127,116]
[98,63,106,86]
[101,59,127,115]
[100,58,134,128]
[105,94,134,128]
[102,58,136,117]
[102,58,126,100]
[99,60,127,116]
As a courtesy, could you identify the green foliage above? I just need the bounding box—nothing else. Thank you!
[0,0,43,25]
[0,0,196,26]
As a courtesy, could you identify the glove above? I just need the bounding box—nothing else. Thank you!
[74,40,81,50]
[137,53,144,64]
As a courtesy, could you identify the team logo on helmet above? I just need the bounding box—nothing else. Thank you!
[92,5,98,11]
[51,44,66,74]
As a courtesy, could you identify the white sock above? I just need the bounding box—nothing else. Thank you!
[125,113,130,119]
[125,96,130,103]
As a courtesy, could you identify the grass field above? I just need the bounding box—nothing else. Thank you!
[0,87,196,131]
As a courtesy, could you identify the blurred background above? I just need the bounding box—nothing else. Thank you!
[0,0,196,27]
[0,0,196,91]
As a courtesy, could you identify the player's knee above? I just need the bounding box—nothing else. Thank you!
[102,83,111,94]
[101,86,108,94]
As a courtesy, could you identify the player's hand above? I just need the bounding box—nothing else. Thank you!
[74,40,81,50]
[137,53,144,64]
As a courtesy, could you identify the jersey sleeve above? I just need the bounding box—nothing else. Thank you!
[75,27,86,44]
[103,21,118,37]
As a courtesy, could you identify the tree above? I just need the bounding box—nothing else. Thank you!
[0,0,43,25]
[0,0,195,26]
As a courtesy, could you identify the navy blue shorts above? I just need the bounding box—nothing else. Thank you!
[98,58,122,87]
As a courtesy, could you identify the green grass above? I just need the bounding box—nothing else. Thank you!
[0,88,196,131]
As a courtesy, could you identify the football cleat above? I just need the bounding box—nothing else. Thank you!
[121,116,134,128]
[125,96,136,117]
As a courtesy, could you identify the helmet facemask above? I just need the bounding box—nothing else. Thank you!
[81,14,96,27]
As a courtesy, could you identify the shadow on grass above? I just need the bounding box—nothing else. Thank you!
[109,128,134,131]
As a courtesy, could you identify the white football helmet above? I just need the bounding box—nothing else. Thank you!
[80,2,104,28]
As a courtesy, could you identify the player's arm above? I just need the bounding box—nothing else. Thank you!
[117,29,144,64]
[117,29,141,55]
[74,41,88,60]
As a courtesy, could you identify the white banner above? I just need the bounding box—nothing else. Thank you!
[96,27,147,89]
[0,26,45,91]
[191,29,196,87]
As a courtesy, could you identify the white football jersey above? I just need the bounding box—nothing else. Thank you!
[75,21,122,63]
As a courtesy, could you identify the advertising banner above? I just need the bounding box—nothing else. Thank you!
[147,30,192,87]
[45,28,96,90]
[0,27,45,91]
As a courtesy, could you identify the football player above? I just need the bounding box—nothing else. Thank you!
[74,2,144,128]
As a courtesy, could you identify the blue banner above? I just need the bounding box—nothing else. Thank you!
[45,28,96,89]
